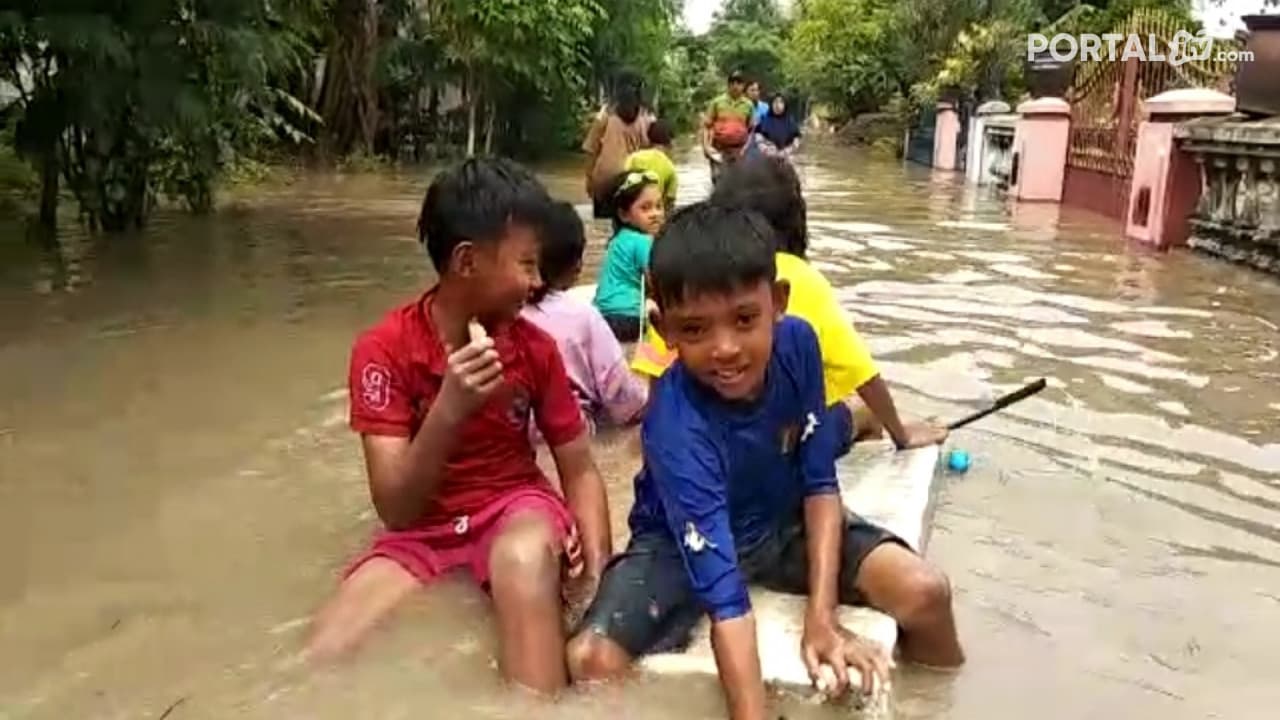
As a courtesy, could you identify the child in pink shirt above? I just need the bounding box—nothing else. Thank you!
[522,202,648,432]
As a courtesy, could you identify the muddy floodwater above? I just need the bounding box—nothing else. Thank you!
[2,145,1279,720]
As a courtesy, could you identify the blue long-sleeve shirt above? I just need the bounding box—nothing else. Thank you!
[627,317,841,622]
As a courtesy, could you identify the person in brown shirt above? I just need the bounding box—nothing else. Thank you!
[583,76,652,218]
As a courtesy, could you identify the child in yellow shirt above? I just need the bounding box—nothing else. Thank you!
[633,156,947,449]
[625,120,678,212]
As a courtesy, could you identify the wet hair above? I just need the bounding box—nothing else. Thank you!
[647,119,674,147]
[728,70,745,84]
[710,155,808,258]
[604,170,659,234]
[531,201,586,304]
[649,202,776,311]
[418,157,551,273]
[612,72,644,124]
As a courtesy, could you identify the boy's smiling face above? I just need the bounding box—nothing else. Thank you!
[657,279,789,402]
[456,221,543,322]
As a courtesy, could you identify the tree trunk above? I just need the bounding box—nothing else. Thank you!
[427,84,440,157]
[465,73,478,156]
[38,146,59,232]
[483,98,496,155]
[316,0,381,157]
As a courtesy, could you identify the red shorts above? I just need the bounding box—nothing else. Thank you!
[345,486,575,587]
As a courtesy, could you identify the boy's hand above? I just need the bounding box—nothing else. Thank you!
[563,524,585,579]
[897,421,949,450]
[644,299,661,334]
[801,613,892,698]
[561,526,600,623]
[437,322,503,424]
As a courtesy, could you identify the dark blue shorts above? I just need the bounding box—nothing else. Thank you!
[576,403,899,657]
[577,512,906,657]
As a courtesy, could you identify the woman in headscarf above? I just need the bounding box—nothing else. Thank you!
[582,73,652,218]
[754,93,802,159]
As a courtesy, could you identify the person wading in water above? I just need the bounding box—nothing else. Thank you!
[701,70,755,184]
[583,73,652,219]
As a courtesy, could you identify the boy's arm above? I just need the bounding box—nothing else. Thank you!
[361,412,459,531]
[549,434,611,578]
[800,492,849,685]
[352,337,502,530]
[790,319,891,696]
[791,320,857,693]
[713,615,769,720]
[646,420,763,718]
[856,376,948,449]
[534,335,610,576]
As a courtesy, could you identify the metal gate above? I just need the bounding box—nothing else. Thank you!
[1063,8,1238,218]
[905,105,935,167]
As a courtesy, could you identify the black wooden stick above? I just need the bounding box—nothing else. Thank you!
[947,378,1047,431]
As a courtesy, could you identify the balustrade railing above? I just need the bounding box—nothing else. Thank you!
[1177,117,1280,274]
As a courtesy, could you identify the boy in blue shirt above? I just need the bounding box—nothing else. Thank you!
[566,203,964,719]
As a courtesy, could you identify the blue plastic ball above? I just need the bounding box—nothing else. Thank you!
[947,449,971,473]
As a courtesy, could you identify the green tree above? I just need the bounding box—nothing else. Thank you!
[0,0,311,233]
[654,31,713,130]
[315,0,382,157]
[786,0,903,116]
[719,0,784,28]
[590,0,679,101]
[705,0,787,90]
[428,0,602,156]
[708,19,786,89]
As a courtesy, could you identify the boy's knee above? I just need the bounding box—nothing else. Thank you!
[489,514,560,592]
[897,565,953,627]
[566,631,631,682]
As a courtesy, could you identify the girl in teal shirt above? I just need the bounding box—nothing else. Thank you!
[593,170,665,341]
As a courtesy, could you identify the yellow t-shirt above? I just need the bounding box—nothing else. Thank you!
[625,148,678,210]
[632,252,878,402]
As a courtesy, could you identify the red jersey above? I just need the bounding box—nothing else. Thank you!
[348,291,586,527]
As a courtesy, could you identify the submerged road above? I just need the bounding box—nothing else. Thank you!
[1,143,1277,719]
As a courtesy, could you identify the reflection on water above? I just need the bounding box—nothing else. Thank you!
[1,146,1278,720]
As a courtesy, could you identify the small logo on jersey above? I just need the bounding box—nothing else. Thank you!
[506,387,531,429]
[682,522,717,554]
[801,412,820,442]
[360,363,392,411]
[780,413,819,454]
[453,515,470,535]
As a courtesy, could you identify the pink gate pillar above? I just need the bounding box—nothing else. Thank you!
[1125,88,1235,249]
[1011,97,1071,202]
[933,101,960,171]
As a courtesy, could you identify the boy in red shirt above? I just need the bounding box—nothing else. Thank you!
[306,158,612,694]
